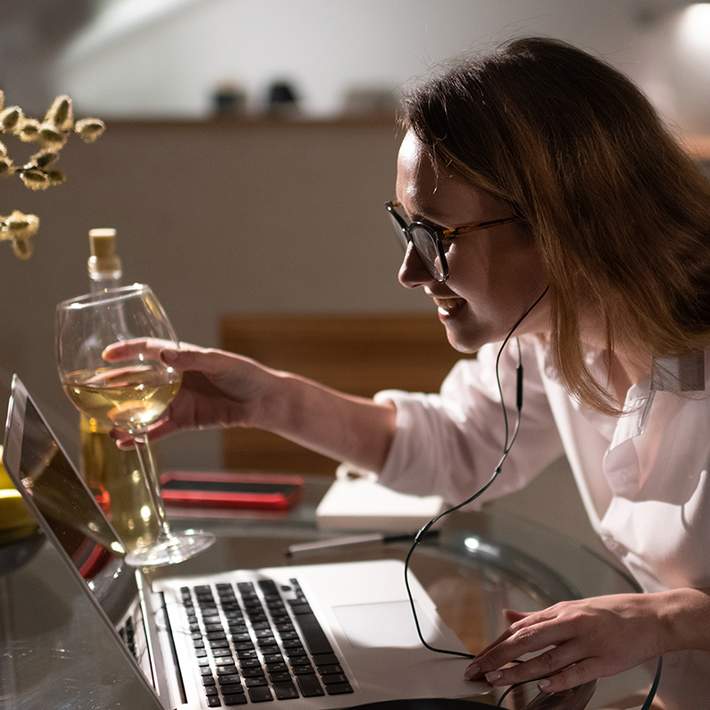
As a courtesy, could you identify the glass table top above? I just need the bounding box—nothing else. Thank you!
[0,475,654,709]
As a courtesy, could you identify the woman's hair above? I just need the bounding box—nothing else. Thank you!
[401,37,710,414]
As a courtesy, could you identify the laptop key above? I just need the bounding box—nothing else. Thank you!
[223,693,248,705]
[202,676,216,687]
[265,662,288,674]
[239,658,262,669]
[206,696,221,707]
[326,682,354,695]
[317,664,343,675]
[247,686,273,703]
[292,664,315,675]
[291,613,333,655]
[217,664,239,674]
[322,673,349,685]
[212,648,233,658]
[218,674,242,684]
[273,682,299,700]
[269,672,293,683]
[312,652,339,667]
[242,667,267,679]
[296,674,325,697]
[245,676,268,688]
[220,683,244,696]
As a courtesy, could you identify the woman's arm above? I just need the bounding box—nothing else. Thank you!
[257,368,397,472]
[105,340,397,472]
[661,586,710,653]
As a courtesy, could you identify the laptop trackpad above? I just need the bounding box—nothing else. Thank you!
[333,600,437,649]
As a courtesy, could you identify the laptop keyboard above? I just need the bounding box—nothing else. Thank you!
[118,615,137,658]
[180,577,354,706]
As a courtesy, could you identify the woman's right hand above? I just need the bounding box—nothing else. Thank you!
[103,339,279,443]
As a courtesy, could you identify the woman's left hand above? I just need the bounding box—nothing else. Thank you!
[464,593,667,693]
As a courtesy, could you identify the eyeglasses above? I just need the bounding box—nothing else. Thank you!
[385,200,521,282]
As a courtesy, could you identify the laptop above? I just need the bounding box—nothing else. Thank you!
[3,375,488,709]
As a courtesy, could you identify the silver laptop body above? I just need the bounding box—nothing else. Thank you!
[3,375,484,709]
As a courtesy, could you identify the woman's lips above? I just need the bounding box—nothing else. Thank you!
[433,297,466,319]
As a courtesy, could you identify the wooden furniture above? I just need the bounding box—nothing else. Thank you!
[220,313,463,474]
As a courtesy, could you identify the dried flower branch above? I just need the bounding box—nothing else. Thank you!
[0,89,105,259]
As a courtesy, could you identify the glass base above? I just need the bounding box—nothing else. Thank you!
[124,529,216,568]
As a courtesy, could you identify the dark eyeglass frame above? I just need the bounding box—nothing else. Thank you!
[385,200,521,283]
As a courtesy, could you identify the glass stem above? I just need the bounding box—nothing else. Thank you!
[132,434,172,542]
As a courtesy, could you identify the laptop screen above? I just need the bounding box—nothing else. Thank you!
[2,375,163,706]
[3,376,138,624]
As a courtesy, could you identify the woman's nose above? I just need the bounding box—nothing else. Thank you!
[398,242,433,289]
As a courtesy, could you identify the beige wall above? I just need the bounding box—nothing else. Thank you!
[0,117,422,469]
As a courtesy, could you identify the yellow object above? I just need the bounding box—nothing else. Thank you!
[0,445,36,532]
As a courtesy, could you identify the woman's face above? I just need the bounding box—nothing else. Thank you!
[395,129,550,352]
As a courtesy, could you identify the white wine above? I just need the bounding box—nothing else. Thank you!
[80,416,160,551]
[64,365,181,433]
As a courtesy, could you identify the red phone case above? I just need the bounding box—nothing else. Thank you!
[159,471,303,510]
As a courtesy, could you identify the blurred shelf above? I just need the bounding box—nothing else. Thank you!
[99,113,398,131]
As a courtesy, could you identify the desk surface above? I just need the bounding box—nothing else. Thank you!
[1,476,650,709]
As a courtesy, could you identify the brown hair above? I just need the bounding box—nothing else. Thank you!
[401,37,710,414]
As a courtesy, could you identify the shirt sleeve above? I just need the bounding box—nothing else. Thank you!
[372,336,564,506]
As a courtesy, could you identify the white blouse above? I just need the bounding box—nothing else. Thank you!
[373,335,710,708]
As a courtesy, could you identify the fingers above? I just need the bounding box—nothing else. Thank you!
[536,658,601,693]
[104,338,234,377]
[113,417,178,448]
[504,609,531,624]
[464,616,563,682]
[103,338,176,362]
[482,641,583,687]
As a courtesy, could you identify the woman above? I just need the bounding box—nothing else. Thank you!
[110,38,710,707]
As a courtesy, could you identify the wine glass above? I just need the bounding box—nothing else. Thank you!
[56,283,215,567]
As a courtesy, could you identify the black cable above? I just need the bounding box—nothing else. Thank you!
[403,286,548,659]
[641,656,663,710]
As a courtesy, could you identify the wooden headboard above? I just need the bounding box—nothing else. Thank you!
[220,313,463,474]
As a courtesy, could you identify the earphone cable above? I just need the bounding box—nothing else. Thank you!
[404,287,548,659]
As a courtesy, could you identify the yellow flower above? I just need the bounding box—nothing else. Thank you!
[0,156,14,176]
[5,211,40,240]
[38,122,67,148]
[11,236,34,260]
[0,106,23,132]
[44,95,73,132]
[47,170,66,187]
[18,118,41,143]
[20,169,50,191]
[75,117,106,143]
[30,149,59,170]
